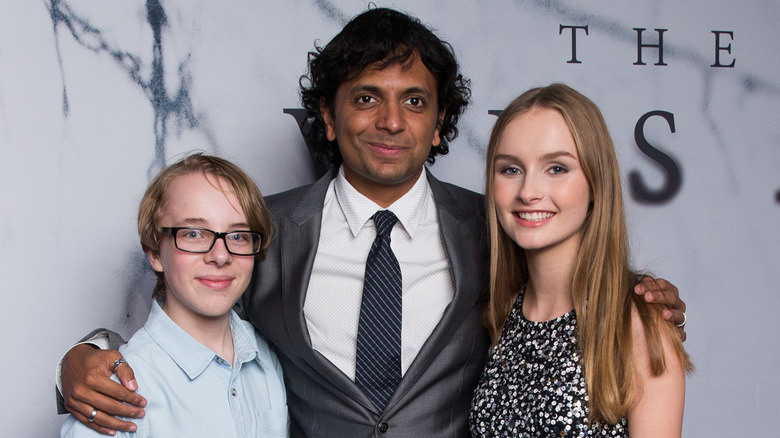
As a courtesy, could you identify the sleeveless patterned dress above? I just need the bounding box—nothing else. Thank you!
[469,290,628,437]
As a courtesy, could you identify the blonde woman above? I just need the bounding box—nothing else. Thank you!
[470,84,692,437]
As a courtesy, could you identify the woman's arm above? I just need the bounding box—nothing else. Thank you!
[627,307,686,438]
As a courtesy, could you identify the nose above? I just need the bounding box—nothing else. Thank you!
[204,236,232,266]
[376,101,405,134]
[517,173,543,204]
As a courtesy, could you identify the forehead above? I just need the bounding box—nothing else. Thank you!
[341,56,438,95]
[160,172,244,222]
[498,107,578,157]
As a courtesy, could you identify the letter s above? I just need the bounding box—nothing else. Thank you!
[629,110,682,204]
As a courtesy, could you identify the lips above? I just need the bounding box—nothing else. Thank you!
[514,211,555,227]
[517,211,554,221]
[196,275,234,290]
[369,142,407,156]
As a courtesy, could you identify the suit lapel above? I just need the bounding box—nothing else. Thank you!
[387,170,484,410]
[277,168,329,354]
[278,169,376,409]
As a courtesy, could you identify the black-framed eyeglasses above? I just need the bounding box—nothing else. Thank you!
[161,227,263,256]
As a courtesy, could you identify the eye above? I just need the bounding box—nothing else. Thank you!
[182,228,205,239]
[498,165,521,176]
[227,232,250,243]
[548,164,568,175]
[404,96,425,108]
[356,95,377,104]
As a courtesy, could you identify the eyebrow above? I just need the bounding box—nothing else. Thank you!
[175,218,251,230]
[540,151,577,161]
[177,218,208,226]
[494,151,577,162]
[353,84,432,96]
[494,154,518,162]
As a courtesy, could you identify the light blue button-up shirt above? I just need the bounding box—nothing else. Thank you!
[61,300,289,437]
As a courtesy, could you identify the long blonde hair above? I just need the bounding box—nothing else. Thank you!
[484,83,692,423]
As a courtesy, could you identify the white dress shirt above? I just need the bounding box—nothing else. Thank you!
[303,166,454,380]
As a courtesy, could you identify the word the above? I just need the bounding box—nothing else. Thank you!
[559,25,736,67]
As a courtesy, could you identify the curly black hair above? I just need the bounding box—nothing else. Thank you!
[299,7,471,166]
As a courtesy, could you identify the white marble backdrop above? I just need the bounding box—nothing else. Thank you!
[1,1,778,436]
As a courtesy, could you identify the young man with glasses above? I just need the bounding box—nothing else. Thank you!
[60,154,288,437]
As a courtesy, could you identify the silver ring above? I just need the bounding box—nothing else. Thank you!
[111,358,127,374]
[88,408,98,423]
[675,312,687,328]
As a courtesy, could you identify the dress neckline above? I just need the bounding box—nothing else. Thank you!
[514,287,575,325]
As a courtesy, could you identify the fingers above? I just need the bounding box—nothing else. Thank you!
[62,346,147,432]
[63,347,147,408]
[68,404,116,436]
[68,398,139,435]
[635,277,685,311]
[662,307,688,342]
[65,380,146,418]
[638,277,688,342]
[634,276,672,296]
[676,326,687,342]
[66,372,146,427]
[115,359,139,392]
[73,356,147,414]
[86,372,147,413]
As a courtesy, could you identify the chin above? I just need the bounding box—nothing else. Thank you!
[198,301,239,318]
[511,237,550,252]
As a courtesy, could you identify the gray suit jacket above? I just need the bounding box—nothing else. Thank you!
[241,168,490,437]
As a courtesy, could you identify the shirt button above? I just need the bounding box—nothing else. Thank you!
[377,422,389,433]
[231,388,237,396]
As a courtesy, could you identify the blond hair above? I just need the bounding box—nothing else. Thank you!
[137,153,272,299]
[483,83,692,423]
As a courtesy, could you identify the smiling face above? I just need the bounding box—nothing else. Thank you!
[492,107,592,259]
[147,172,255,326]
[321,56,444,207]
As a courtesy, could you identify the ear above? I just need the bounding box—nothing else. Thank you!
[432,108,446,147]
[147,250,164,273]
[320,98,337,142]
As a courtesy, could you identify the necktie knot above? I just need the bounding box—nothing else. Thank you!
[372,210,398,238]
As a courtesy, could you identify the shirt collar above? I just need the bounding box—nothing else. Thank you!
[143,300,269,380]
[230,311,274,371]
[333,165,430,239]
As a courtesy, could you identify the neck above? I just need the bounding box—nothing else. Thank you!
[163,305,235,364]
[522,240,578,322]
[342,166,423,208]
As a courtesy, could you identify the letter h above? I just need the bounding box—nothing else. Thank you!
[633,28,668,66]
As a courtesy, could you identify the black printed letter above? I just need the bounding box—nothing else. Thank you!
[629,111,682,204]
[559,25,589,64]
[633,28,668,66]
[711,31,736,68]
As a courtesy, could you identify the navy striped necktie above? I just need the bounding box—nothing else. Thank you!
[355,210,402,411]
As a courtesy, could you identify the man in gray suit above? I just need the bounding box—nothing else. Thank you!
[60,8,686,437]
[240,8,491,436]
